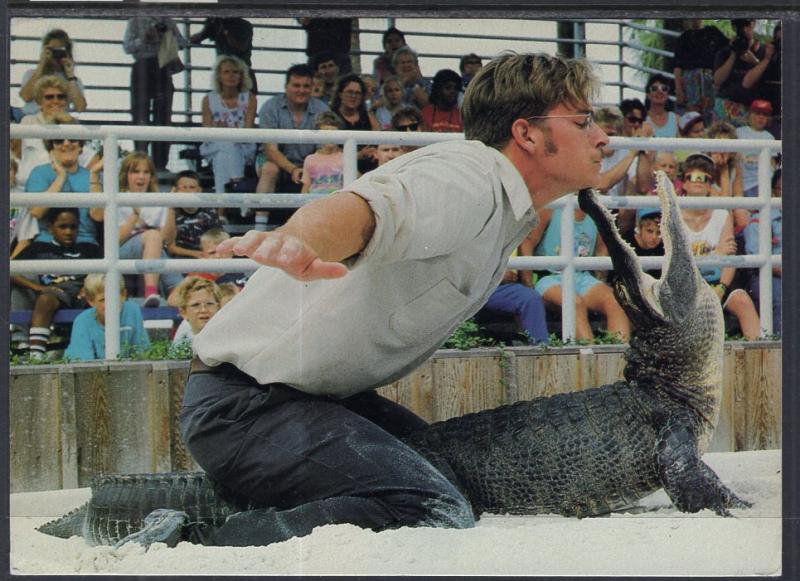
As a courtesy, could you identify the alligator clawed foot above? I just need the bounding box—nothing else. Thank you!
[114,509,188,550]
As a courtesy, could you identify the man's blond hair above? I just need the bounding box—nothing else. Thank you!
[462,52,600,149]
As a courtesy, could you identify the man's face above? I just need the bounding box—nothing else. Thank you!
[635,219,662,250]
[750,111,771,131]
[375,144,403,165]
[49,211,78,246]
[316,60,339,83]
[285,74,313,108]
[530,102,609,193]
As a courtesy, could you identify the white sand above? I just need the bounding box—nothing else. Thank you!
[10,449,781,576]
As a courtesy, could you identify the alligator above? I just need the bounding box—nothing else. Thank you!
[38,171,750,547]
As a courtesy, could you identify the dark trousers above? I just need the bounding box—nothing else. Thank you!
[130,57,174,170]
[179,364,474,546]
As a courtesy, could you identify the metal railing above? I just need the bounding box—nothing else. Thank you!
[9,124,782,357]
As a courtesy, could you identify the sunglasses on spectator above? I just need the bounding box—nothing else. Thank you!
[648,84,670,93]
[625,115,643,125]
[43,93,68,101]
[397,122,419,131]
[683,170,712,184]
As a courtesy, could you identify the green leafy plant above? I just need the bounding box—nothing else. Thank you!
[442,319,500,350]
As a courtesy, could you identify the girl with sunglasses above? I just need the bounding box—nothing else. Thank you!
[644,73,678,138]
[679,153,761,339]
[18,28,87,117]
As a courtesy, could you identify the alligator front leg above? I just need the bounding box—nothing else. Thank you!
[655,413,751,516]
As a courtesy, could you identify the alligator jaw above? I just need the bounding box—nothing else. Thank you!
[650,171,700,324]
[577,187,664,327]
[578,171,699,328]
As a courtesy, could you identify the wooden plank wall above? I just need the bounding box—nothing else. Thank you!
[9,343,782,493]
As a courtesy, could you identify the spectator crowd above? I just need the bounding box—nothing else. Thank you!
[9,18,782,361]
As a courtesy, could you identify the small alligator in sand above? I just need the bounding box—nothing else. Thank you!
[38,171,750,546]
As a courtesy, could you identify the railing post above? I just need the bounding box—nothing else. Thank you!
[343,138,358,186]
[560,194,577,341]
[573,21,585,59]
[618,22,625,104]
[757,146,774,336]
[103,134,122,359]
[181,18,193,126]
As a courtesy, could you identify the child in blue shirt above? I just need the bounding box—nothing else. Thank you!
[11,207,101,360]
[64,273,150,360]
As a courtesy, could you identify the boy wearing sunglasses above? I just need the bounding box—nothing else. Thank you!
[680,153,761,340]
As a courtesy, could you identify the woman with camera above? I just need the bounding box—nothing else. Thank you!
[18,29,87,117]
[713,19,769,127]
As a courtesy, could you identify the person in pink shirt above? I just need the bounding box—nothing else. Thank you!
[301,112,345,194]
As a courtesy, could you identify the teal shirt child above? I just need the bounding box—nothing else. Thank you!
[64,299,150,360]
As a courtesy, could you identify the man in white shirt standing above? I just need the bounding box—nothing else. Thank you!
[163,52,612,548]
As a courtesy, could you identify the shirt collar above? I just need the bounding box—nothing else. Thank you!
[486,146,533,220]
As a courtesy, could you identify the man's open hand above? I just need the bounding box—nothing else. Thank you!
[216,230,349,281]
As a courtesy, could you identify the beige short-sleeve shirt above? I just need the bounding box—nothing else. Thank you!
[194,140,537,397]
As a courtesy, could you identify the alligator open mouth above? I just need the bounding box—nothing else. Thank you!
[578,170,699,329]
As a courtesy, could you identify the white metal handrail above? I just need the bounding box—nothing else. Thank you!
[9,124,782,356]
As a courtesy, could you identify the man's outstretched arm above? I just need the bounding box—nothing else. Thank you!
[216,191,375,281]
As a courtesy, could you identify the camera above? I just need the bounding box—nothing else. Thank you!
[731,36,750,56]
[50,47,67,60]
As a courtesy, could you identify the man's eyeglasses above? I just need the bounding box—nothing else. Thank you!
[397,122,419,131]
[526,111,594,129]
[625,115,643,125]
[42,93,67,101]
[683,170,712,184]
[648,83,670,93]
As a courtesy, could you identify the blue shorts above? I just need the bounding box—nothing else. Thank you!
[535,271,603,298]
